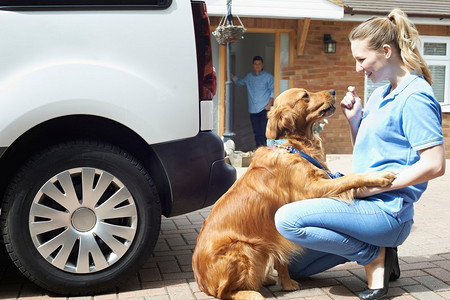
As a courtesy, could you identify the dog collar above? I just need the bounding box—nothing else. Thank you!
[267,139,287,146]
[266,139,343,179]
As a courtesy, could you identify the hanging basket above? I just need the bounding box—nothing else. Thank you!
[212,15,246,45]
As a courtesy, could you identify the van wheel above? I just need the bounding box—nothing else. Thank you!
[1,140,161,295]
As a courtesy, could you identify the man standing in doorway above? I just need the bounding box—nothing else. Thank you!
[232,56,274,148]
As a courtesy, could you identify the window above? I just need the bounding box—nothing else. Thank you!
[364,36,450,113]
[420,36,450,112]
[364,77,388,104]
[0,0,172,10]
[279,32,291,94]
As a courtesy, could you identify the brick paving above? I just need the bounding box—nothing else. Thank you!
[1,155,449,299]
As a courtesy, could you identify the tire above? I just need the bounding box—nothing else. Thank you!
[0,140,161,295]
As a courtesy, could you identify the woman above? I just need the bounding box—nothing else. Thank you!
[274,9,445,300]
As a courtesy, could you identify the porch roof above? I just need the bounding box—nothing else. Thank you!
[343,0,450,19]
[204,0,344,20]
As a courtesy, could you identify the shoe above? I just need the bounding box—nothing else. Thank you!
[358,247,397,300]
[389,247,400,281]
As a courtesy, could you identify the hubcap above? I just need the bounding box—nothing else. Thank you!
[29,167,138,274]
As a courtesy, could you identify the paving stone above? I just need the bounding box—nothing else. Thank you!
[143,296,169,300]
[390,277,418,287]
[403,284,446,300]
[94,293,118,300]
[162,272,194,280]
[336,276,367,293]
[176,253,193,266]
[139,267,163,282]
[164,279,195,300]
[321,284,356,299]
[140,281,167,296]
[304,295,334,300]
[413,275,450,291]
[158,260,181,273]
[438,291,450,299]
[273,287,326,298]
[163,236,187,247]
[401,269,429,278]
[424,267,450,282]
[160,219,177,231]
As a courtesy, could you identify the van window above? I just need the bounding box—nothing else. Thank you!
[0,0,172,10]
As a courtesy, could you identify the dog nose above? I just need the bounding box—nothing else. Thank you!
[329,89,336,96]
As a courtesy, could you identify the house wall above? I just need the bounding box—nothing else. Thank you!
[211,16,450,158]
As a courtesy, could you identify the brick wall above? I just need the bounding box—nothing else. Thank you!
[443,114,450,158]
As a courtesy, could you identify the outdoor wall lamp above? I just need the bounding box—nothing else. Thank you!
[324,34,336,53]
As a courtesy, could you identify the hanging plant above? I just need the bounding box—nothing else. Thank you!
[212,0,246,45]
[212,15,246,45]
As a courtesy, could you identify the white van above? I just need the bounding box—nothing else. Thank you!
[0,0,235,295]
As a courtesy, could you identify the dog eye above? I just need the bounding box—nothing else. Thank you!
[303,93,309,99]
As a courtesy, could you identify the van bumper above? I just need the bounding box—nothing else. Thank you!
[152,132,236,217]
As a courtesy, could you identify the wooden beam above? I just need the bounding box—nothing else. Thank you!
[296,18,310,56]
[218,45,227,136]
[289,31,295,88]
[274,32,280,98]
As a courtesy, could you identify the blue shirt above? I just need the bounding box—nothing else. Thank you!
[353,73,443,223]
[233,70,274,114]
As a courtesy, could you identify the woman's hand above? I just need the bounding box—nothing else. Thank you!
[341,86,362,145]
[355,144,446,198]
[340,86,362,123]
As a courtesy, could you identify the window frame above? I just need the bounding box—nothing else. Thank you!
[419,35,450,113]
[0,0,172,11]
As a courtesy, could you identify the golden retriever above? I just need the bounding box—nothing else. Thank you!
[192,88,395,300]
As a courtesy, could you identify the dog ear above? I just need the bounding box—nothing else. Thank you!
[266,108,279,139]
[266,105,298,139]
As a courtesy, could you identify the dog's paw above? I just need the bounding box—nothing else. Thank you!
[231,291,265,300]
[263,276,277,286]
[369,171,396,187]
[281,278,299,291]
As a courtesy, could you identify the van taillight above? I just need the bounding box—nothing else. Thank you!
[191,1,216,100]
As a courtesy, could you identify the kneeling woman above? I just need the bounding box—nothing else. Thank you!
[275,8,445,300]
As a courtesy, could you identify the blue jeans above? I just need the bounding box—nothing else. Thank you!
[274,198,413,280]
[250,109,268,148]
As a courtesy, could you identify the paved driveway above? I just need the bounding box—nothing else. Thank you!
[1,155,449,299]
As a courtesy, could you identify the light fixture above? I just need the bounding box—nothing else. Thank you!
[324,34,336,54]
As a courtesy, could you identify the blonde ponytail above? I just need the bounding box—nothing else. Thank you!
[349,8,432,85]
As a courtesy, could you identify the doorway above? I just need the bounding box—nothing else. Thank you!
[231,33,275,151]
[211,31,293,151]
